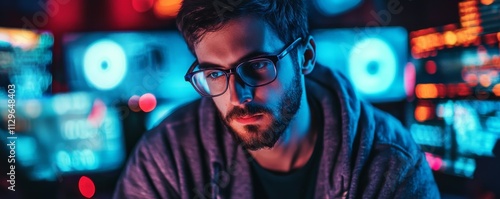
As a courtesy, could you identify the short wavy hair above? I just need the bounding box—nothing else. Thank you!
[176,0,309,55]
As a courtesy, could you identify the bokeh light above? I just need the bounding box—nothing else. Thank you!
[154,0,182,18]
[139,93,157,112]
[83,39,128,90]
[79,176,96,198]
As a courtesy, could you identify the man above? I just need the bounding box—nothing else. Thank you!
[113,0,440,198]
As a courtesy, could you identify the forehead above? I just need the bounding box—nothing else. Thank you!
[193,15,284,67]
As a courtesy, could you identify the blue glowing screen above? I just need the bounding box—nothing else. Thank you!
[408,44,500,178]
[313,0,363,16]
[64,31,199,101]
[0,93,125,180]
[312,27,408,102]
[0,27,53,99]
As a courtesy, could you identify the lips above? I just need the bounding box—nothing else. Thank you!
[234,114,263,124]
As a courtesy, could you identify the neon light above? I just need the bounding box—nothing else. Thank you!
[415,84,438,99]
[139,93,157,112]
[79,176,96,199]
[348,38,397,95]
[410,124,443,147]
[83,39,127,90]
[404,62,416,98]
[493,84,500,96]
[313,0,362,16]
[425,60,437,74]
[56,150,72,172]
[414,106,434,122]
[132,0,154,12]
[154,0,182,18]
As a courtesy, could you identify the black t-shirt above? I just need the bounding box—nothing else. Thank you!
[250,131,323,199]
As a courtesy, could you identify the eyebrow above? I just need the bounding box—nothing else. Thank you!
[197,50,272,70]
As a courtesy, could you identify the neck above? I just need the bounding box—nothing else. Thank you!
[248,93,318,172]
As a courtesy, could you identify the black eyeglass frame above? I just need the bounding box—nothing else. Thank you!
[184,37,303,97]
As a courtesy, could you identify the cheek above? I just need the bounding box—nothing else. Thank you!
[254,77,287,101]
[212,97,229,115]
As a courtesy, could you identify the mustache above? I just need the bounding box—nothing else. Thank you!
[225,104,272,122]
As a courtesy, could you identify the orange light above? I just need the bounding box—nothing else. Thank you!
[493,84,500,96]
[154,0,182,18]
[416,84,438,99]
[481,0,494,6]
[0,28,40,50]
[444,31,457,46]
[479,74,492,87]
[415,106,433,122]
[497,32,500,41]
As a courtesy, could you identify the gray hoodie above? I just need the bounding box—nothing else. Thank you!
[113,65,440,199]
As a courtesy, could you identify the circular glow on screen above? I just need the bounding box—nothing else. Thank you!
[83,39,127,90]
[348,38,397,95]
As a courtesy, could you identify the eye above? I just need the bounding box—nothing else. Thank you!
[206,71,225,79]
[249,62,267,70]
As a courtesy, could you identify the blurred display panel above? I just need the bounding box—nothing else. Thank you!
[0,27,53,99]
[0,93,125,180]
[312,27,408,102]
[312,0,363,16]
[63,31,198,102]
[478,0,500,34]
[409,0,500,178]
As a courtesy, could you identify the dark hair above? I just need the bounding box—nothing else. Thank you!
[176,0,309,55]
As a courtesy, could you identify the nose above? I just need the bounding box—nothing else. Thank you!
[227,75,253,106]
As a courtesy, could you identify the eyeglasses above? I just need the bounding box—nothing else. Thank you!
[184,37,303,97]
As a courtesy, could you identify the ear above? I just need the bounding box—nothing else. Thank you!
[300,35,316,75]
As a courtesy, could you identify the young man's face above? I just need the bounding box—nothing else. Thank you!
[193,16,303,150]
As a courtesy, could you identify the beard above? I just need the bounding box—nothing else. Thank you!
[218,70,303,151]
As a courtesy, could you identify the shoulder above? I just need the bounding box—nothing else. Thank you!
[137,99,206,153]
[361,102,422,167]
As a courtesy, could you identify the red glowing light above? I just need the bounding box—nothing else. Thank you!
[425,153,443,171]
[139,93,157,112]
[457,83,472,96]
[79,176,95,198]
[132,0,154,12]
[88,99,107,127]
[447,84,457,98]
[425,60,437,74]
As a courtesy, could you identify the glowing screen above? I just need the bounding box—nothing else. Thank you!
[312,27,408,102]
[64,31,198,102]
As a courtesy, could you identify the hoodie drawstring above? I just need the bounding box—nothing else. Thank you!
[211,162,221,199]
